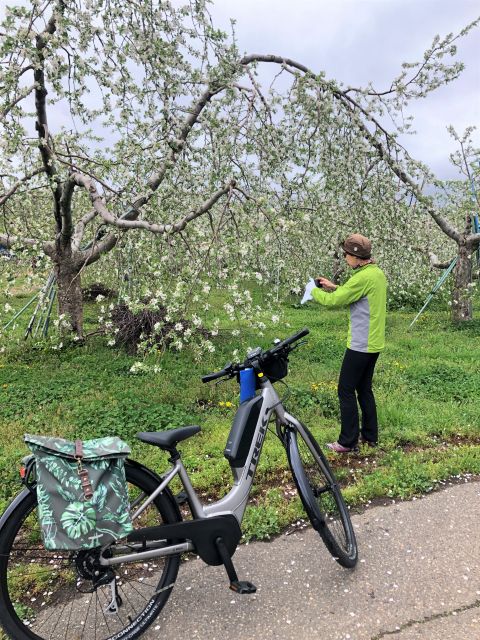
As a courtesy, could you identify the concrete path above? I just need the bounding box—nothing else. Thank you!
[145,480,480,640]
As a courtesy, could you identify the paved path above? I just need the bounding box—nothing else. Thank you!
[145,480,480,640]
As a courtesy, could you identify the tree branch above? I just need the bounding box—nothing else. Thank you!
[1,84,36,122]
[239,53,463,244]
[240,54,310,74]
[467,233,480,245]
[429,252,453,269]
[34,2,64,231]
[55,156,122,196]
[72,172,237,235]
[79,230,118,268]
[72,209,98,250]
[0,232,38,249]
[0,167,45,206]
[59,176,76,246]
[34,8,59,178]
[125,84,226,218]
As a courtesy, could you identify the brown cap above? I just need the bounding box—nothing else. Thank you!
[341,234,372,259]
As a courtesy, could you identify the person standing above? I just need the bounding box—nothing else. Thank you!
[312,234,387,453]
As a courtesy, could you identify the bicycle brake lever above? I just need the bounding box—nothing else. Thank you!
[290,339,308,351]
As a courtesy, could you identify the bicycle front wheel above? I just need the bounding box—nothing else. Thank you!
[0,462,181,640]
[286,423,358,568]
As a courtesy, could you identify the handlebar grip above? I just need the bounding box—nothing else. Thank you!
[201,370,226,383]
[278,327,309,349]
[201,362,233,383]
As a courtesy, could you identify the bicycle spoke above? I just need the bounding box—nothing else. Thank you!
[97,590,114,637]
[125,579,152,604]
[118,584,140,618]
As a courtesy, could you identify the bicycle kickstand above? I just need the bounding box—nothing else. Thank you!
[215,537,257,594]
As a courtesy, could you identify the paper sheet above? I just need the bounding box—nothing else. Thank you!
[301,278,316,304]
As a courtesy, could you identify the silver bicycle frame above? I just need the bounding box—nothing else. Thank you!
[101,379,299,567]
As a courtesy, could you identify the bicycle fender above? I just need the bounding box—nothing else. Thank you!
[0,488,32,536]
[124,458,182,521]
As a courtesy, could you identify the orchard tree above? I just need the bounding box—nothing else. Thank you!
[427,128,480,321]
[0,0,479,341]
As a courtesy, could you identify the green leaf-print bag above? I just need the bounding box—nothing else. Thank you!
[24,434,134,550]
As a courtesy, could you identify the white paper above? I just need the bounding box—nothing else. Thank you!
[301,278,316,304]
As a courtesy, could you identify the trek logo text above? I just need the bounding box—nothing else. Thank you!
[247,415,269,478]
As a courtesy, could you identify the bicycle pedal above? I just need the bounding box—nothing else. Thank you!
[229,580,256,594]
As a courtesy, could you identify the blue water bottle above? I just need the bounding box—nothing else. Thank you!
[239,368,256,403]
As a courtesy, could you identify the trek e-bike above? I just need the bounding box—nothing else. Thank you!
[0,328,357,640]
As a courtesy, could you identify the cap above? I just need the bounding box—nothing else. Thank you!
[341,234,372,259]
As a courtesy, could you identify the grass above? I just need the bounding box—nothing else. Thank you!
[0,281,479,541]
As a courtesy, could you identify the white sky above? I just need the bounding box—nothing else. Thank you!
[1,0,479,180]
[210,0,480,180]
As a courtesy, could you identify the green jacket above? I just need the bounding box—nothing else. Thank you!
[312,263,387,353]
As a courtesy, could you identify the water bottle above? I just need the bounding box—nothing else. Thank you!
[239,367,256,403]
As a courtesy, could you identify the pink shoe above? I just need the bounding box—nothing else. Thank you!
[326,441,358,453]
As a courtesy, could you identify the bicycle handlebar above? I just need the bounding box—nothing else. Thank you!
[201,328,309,383]
[265,327,309,354]
[201,365,233,383]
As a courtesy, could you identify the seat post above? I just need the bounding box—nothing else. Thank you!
[174,456,205,519]
[167,449,180,464]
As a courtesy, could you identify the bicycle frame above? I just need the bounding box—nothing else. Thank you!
[99,378,304,568]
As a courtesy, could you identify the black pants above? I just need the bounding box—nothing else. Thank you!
[337,348,380,448]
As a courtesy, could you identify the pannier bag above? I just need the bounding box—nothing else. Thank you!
[24,434,134,550]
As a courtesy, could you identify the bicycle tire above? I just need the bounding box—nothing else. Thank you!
[0,463,181,640]
[286,423,358,568]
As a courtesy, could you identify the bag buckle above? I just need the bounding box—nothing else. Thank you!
[75,439,94,501]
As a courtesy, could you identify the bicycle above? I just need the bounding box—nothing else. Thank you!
[0,327,357,640]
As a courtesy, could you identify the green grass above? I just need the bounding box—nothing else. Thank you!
[0,284,479,541]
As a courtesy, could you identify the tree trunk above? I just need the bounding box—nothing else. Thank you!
[331,249,344,284]
[54,254,84,338]
[451,243,473,322]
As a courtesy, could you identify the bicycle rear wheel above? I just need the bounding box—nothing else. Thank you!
[0,462,181,640]
[286,423,358,568]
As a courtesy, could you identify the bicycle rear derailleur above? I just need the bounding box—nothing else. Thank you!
[74,549,123,612]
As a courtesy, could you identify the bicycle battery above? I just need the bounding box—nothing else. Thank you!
[224,396,263,467]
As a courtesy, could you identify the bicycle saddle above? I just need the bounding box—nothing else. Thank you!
[136,426,201,450]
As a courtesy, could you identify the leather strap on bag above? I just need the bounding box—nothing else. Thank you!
[75,439,83,459]
[75,439,94,501]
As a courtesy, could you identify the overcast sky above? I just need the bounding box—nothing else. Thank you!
[209,0,479,180]
[1,0,478,181]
